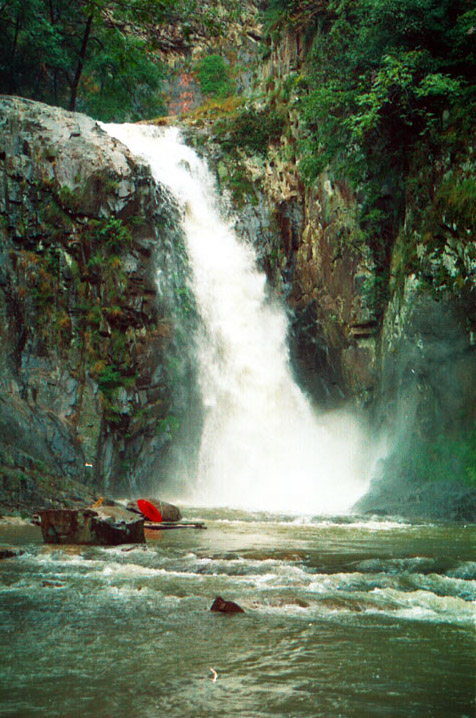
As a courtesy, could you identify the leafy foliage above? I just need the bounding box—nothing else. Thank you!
[260,0,476,301]
[96,366,124,396]
[91,217,133,252]
[404,426,476,486]
[78,32,165,122]
[215,106,285,156]
[435,177,476,234]
[0,0,169,119]
[0,0,243,120]
[197,55,233,99]
[294,0,476,187]
[263,0,323,31]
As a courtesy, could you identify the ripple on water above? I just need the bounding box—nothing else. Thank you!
[1,512,475,718]
[367,587,476,625]
[353,556,438,574]
[446,561,476,580]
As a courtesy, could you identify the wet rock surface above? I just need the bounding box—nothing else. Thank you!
[127,497,182,522]
[210,596,245,614]
[38,506,145,545]
[0,96,194,511]
[0,545,24,560]
[355,470,476,523]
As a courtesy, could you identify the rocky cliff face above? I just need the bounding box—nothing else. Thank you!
[260,26,476,516]
[190,16,476,517]
[181,15,381,406]
[0,96,192,512]
[2,4,475,519]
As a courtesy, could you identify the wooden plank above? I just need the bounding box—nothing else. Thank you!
[144,521,206,531]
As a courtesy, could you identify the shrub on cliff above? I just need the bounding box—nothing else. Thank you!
[293,0,476,187]
[215,106,285,156]
[262,0,476,296]
[197,55,234,100]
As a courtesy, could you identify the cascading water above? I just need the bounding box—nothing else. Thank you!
[104,124,371,514]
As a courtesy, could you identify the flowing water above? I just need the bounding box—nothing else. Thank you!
[1,127,473,717]
[0,514,475,717]
[103,123,373,514]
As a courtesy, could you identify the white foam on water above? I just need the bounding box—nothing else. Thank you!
[368,587,476,625]
[446,561,476,580]
[103,123,377,514]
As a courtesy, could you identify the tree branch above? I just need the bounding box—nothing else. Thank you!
[69,13,93,111]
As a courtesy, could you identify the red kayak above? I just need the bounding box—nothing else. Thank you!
[137,499,163,523]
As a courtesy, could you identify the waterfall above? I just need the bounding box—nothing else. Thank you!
[104,124,371,514]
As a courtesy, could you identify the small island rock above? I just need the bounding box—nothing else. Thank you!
[210,596,245,614]
[38,506,145,545]
[0,546,24,560]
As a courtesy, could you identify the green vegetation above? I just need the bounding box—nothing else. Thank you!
[390,149,476,295]
[403,426,476,486]
[173,95,245,127]
[197,55,233,99]
[296,2,474,182]
[189,104,286,206]
[215,106,285,157]
[0,0,169,119]
[90,217,133,252]
[255,0,476,308]
[0,0,243,121]
[10,177,148,428]
[267,0,476,191]
[435,177,476,234]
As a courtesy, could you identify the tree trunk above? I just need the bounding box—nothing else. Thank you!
[69,13,93,112]
[8,14,21,92]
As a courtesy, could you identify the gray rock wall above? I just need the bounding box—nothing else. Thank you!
[0,96,192,511]
[201,18,476,518]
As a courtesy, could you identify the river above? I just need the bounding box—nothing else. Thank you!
[1,511,475,717]
[1,125,474,717]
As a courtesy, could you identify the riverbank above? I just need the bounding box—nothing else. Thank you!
[3,477,476,526]
[355,475,476,524]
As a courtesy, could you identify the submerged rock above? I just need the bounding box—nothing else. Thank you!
[210,596,245,614]
[0,546,24,560]
[38,506,145,545]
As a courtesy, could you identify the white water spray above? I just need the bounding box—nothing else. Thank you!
[104,124,371,513]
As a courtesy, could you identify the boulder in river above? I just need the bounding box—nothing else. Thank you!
[0,546,24,560]
[210,596,245,614]
[38,506,145,545]
[127,498,182,522]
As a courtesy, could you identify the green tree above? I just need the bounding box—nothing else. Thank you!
[0,0,184,119]
[197,55,233,99]
[255,0,474,312]
[296,0,475,185]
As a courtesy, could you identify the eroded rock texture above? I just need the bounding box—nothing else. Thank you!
[0,96,192,511]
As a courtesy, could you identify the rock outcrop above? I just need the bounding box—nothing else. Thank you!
[0,545,25,560]
[190,15,476,518]
[264,28,476,517]
[2,1,475,522]
[0,96,193,511]
[38,505,145,545]
[210,596,245,613]
[127,498,182,522]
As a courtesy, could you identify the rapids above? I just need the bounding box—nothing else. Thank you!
[3,124,469,718]
[1,513,475,717]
